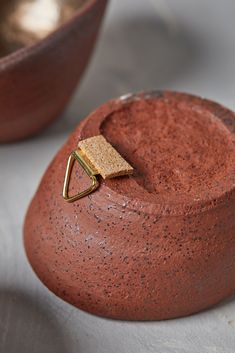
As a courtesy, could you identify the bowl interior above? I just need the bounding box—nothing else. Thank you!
[0,0,87,58]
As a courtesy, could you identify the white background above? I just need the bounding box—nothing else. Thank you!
[0,0,235,352]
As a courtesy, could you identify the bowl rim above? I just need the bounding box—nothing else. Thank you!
[0,0,104,71]
[79,90,235,216]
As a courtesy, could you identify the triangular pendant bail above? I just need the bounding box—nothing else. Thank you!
[62,150,99,203]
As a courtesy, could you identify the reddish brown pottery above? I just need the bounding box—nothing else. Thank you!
[0,0,108,142]
[24,91,235,320]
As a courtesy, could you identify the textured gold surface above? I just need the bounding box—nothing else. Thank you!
[78,135,134,179]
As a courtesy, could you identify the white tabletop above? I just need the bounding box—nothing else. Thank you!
[0,0,235,352]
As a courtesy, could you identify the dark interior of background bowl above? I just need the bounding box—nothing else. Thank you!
[0,0,86,57]
[0,0,108,142]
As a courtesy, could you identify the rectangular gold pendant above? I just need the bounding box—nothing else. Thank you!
[63,135,133,202]
[78,135,133,179]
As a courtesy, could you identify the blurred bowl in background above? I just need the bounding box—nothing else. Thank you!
[0,0,108,142]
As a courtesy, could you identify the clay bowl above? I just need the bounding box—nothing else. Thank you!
[0,0,108,142]
[24,91,235,320]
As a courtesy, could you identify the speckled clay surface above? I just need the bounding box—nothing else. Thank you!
[24,91,235,320]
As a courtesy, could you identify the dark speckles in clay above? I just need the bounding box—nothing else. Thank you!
[24,91,235,320]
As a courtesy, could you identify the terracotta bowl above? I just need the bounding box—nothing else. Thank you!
[24,91,235,320]
[0,0,108,142]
